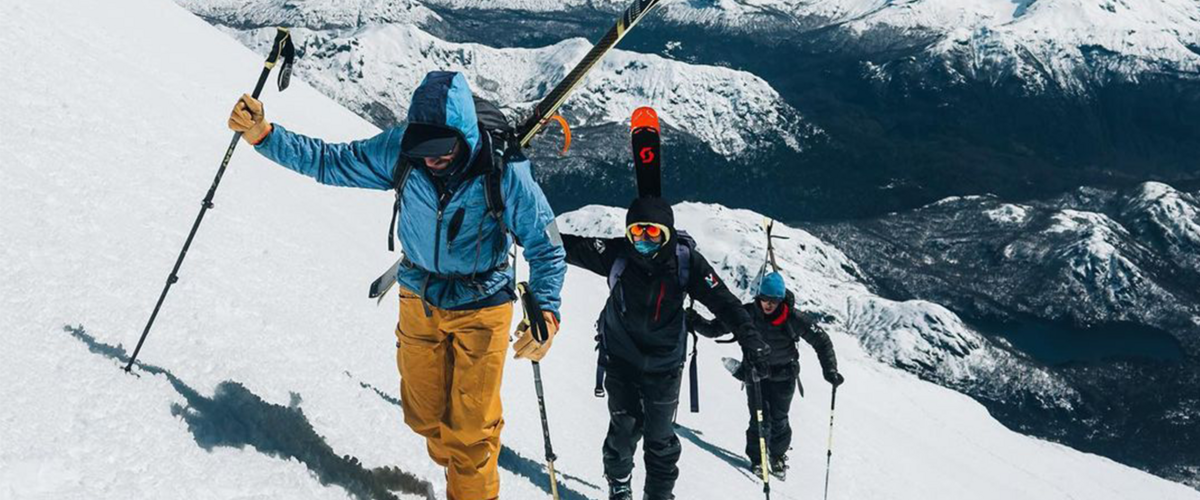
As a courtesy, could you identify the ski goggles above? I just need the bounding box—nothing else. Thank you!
[626,222,671,242]
[757,296,783,307]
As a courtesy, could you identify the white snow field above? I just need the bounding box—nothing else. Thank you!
[1,0,1198,499]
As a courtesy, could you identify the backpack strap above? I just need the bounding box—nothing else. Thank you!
[483,143,507,231]
[675,241,695,413]
[388,156,416,252]
[608,256,628,290]
[687,297,700,413]
[675,242,691,288]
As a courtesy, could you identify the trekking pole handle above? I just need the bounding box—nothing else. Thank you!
[253,28,294,98]
[518,282,550,343]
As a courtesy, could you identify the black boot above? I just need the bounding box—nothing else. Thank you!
[769,454,789,480]
[608,476,633,500]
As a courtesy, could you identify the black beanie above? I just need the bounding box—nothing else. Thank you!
[626,197,675,233]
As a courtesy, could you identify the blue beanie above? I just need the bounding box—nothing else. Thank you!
[758,272,786,300]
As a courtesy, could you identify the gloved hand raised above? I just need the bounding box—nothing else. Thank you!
[513,311,560,362]
[227,94,272,145]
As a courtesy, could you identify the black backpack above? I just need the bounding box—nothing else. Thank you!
[385,97,520,252]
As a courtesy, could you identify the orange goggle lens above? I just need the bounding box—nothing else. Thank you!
[628,224,662,238]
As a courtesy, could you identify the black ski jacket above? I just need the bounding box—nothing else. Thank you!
[562,233,757,374]
[693,291,837,382]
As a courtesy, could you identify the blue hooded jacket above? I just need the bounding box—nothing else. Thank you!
[254,72,566,314]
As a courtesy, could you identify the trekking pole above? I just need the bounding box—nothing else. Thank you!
[750,367,771,499]
[124,29,296,372]
[823,384,839,500]
[517,282,560,500]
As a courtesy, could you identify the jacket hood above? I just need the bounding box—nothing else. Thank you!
[401,71,482,173]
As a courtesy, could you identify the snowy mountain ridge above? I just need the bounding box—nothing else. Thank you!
[418,0,1200,94]
[199,19,812,157]
[811,182,1200,488]
[1122,182,1200,278]
[179,0,436,28]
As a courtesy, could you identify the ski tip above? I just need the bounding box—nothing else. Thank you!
[631,106,659,132]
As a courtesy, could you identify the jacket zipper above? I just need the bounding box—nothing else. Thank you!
[433,191,450,273]
[653,281,666,323]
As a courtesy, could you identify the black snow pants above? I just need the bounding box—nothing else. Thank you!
[746,376,797,465]
[602,362,683,498]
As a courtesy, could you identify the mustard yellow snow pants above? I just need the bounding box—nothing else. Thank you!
[395,290,512,500]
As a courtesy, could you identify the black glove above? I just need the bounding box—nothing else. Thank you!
[686,308,704,329]
[743,333,771,380]
[824,370,845,387]
[744,335,771,363]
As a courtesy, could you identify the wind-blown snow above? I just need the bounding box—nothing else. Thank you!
[2,0,1197,498]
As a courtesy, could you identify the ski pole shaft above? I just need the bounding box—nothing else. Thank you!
[751,368,770,499]
[515,0,663,148]
[125,28,294,372]
[517,282,560,499]
[532,361,560,499]
[823,385,838,500]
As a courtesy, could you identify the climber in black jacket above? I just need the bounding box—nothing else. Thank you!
[689,271,843,480]
[561,197,771,500]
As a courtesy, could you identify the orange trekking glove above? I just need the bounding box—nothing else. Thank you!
[513,312,559,362]
[227,94,272,145]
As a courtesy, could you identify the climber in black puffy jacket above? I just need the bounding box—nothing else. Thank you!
[689,271,842,480]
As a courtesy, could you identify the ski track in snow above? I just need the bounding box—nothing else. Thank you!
[2,0,1199,499]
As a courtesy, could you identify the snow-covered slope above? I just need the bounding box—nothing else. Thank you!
[2,0,1198,498]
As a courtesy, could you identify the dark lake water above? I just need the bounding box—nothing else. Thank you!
[973,319,1186,365]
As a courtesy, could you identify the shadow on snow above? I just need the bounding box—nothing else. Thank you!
[347,374,604,500]
[674,423,756,480]
[63,325,435,500]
